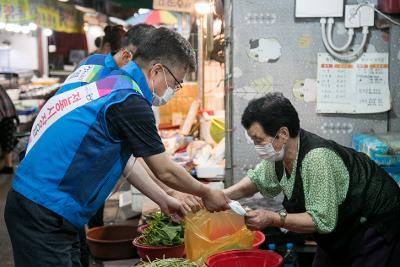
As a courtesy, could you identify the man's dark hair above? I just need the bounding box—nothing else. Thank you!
[241,92,300,138]
[94,36,102,48]
[102,25,126,52]
[133,27,196,73]
[122,24,155,51]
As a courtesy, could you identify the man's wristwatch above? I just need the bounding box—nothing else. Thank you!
[278,210,287,226]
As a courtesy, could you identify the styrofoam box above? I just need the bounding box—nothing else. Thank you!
[196,164,225,179]
[6,89,20,101]
[201,181,225,190]
[295,0,344,18]
[131,186,144,213]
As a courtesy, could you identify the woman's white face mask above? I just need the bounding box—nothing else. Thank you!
[254,133,285,162]
[151,68,175,106]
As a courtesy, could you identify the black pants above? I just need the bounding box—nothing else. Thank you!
[88,204,104,228]
[4,189,82,267]
[312,227,400,267]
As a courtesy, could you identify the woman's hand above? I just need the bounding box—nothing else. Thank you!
[245,209,279,231]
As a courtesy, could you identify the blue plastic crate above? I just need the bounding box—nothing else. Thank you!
[352,134,400,166]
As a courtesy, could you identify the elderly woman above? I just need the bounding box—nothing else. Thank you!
[224,92,400,267]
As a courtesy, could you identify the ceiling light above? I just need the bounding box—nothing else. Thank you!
[5,24,22,33]
[88,26,104,36]
[21,25,31,34]
[74,5,96,14]
[43,28,53,36]
[28,22,37,31]
[195,0,211,15]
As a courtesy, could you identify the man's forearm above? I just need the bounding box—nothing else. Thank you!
[161,163,210,197]
[123,158,170,206]
[143,153,211,198]
[137,158,174,195]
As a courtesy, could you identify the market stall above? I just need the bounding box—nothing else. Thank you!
[1,0,399,267]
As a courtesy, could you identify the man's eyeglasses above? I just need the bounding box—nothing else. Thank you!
[162,65,183,91]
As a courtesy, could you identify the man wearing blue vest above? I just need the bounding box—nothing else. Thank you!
[57,24,202,231]
[56,24,202,267]
[57,24,126,95]
[5,27,230,266]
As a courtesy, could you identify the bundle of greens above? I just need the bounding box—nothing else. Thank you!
[140,212,184,246]
[136,258,197,267]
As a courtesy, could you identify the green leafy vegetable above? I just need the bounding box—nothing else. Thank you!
[140,212,184,246]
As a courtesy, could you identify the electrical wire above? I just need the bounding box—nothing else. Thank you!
[322,2,400,61]
[327,18,354,52]
[321,18,369,61]
[354,2,400,26]
[374,8,400,26]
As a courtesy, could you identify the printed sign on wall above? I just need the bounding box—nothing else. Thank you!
[317,53,390,114]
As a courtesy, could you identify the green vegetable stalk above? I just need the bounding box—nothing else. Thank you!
[136,258,198,267]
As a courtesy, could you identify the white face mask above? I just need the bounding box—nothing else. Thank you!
[151,68,175,106]
[254,134,285,162]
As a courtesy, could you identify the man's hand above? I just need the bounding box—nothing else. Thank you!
[201,189,230,212]
[245,209,278,231]
[158,195,187,222]
[168,190,203,213]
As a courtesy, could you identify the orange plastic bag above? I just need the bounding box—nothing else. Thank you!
[184,210,255,265]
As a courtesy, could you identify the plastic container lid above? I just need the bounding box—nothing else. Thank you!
[286,242,294,250]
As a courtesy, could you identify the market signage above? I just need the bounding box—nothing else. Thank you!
[0,0,33,23]
[153,0,194,13]
[0,0,83,33]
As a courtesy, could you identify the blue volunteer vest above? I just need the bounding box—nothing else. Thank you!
[12,61,153,228]
[56,53,118,95]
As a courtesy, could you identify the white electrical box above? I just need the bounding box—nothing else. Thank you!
[345,4,375,28]
[296,0,344,17]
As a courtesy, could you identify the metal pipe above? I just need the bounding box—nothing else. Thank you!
[388,25,400,131]
[198,15,206,109]
[224,0,234,187]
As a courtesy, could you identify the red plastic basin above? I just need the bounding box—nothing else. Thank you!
[205,249,283,267]
[253,231,266,249]
[132,236,185,261]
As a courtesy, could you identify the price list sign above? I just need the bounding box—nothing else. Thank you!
[316,53,390,114]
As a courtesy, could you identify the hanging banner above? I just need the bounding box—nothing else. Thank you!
[153,0,194,13]
[0,0,83,33]
[36,0,83,33]
[0,0,33,23]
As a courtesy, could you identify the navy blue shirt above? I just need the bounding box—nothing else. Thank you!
[106,95,165,157]
[106,61,164,157]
